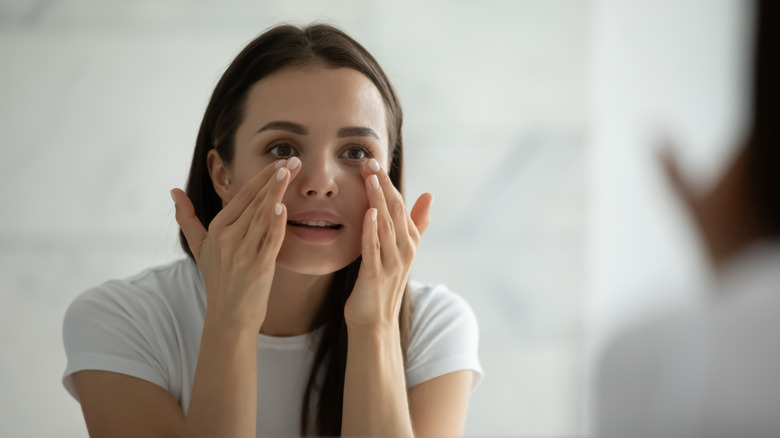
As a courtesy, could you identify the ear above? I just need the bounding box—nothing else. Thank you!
[207,148,233,204]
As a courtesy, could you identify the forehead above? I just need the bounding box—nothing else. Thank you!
[242,66,388,143]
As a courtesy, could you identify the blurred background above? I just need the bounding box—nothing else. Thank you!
[0,0,751,436]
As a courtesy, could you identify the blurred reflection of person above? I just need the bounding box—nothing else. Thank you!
[595,0,780,436]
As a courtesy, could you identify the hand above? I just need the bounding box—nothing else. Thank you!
[659,143,757,269]
[172,158,301,331]
[344,158,434,329]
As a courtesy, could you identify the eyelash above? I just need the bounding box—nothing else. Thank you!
[341,144,374,160]
[266,142,298,158]
[264,142,374,161]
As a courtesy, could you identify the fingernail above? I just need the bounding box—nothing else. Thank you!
[275,203,283,216]
[369,174,380,188]
[369,158,381,173]
[274,160,287,169]
[276,168,286,181]
[286,157,300,170]
[170,189,176,204]
[371,208,377,221]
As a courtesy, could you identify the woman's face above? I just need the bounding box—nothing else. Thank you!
[214,66,390,275]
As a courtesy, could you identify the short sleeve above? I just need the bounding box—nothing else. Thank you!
[405,282,483,391]
[62,285,169,400]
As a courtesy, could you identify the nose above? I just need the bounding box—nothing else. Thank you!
[296,155,339,199]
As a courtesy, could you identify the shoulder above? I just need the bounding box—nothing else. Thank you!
[65,257,202,322]
[407,280,477,335]
[405,280,482,390]
[62,258,203,400]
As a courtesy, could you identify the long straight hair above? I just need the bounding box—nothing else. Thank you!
[178,24,412,436]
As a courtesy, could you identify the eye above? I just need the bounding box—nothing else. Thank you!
[340,145,372,161]
[267,143,298,158]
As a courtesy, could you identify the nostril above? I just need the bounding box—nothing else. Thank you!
[304,189,336,197]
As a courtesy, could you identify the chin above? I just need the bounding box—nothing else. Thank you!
[275,246,359,276]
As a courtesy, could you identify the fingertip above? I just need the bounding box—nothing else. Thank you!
[276,167,288,182]
[368,158,381,173]
[370,208,378,222]
[286,157,301,170]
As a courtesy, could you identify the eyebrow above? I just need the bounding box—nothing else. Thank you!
[337,126,380,140]
[256,121,379,140]
[257,121,308,135]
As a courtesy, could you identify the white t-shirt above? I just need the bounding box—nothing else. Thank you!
[62,257,483,437]
[595,242,780,438]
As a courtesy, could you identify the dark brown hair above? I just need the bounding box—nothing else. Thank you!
[178,24,412,436]
[747,0,780,236]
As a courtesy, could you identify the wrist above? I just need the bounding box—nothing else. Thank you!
[203,311,264,338]
[346,321,400,342]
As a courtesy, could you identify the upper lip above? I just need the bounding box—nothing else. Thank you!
[286,210,344,225]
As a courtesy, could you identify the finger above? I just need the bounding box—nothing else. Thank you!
[213,157,299,228]
[658,147,699,218]
[241,167,289,252]
[365,173,397,265]
[255,203,288,266]
[361,208,380,271]
[171,188,208,261]
[360,156,383,180]
[364,158,409,248]
[409,192,434,243]
[229,158,301,238]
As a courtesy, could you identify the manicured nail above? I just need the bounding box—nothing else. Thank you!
[170,189,176,204]
[371,208,377,221]
[369,158,381,173]
[274,160,287,169]
[275,203,283,216]
[369,174,380,188]
[276,168,286,181]
[286,157,300,170]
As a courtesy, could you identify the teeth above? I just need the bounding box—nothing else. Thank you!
[291,220,336,227]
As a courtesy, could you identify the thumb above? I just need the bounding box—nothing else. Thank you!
[658,146,699,218]
[171,188,208,261]
[410,192,434,239]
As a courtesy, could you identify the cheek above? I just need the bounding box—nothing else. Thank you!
[231,161,265,186]
[345,176,370,212]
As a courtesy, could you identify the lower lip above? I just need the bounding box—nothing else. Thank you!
[287,224,341,243]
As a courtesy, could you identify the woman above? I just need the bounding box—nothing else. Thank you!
[62,24,482,437]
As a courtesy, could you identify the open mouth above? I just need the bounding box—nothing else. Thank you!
[287,220,343,230]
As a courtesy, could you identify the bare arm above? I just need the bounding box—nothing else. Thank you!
[341,324,474,438]
[408,371,474,437]
[71,159,301,437]
[342,158,442,436]
[184,319,260,437]
[342,325,413,437]
[73,371,185,438]
[72,322,259,438]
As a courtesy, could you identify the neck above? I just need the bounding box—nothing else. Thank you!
[259,265,333,337]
